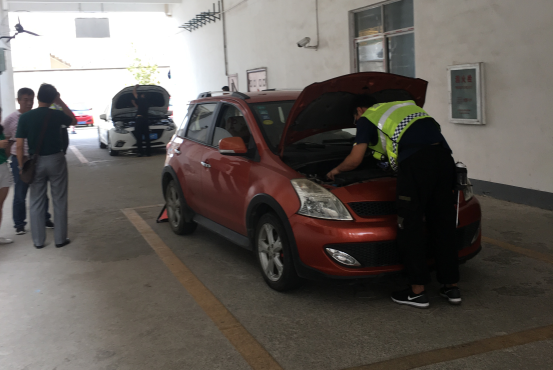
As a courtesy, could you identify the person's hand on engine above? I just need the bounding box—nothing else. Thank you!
[326,168,340,181]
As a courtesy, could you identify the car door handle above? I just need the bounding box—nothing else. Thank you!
[201,161,211,168]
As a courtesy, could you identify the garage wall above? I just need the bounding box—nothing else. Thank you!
[416,0,553,195]
[171,0,553,198]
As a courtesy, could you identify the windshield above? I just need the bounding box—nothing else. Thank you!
[250,101,359,152]
[249,101,295,151]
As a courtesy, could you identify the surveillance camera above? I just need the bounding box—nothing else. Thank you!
[297,37,311,48]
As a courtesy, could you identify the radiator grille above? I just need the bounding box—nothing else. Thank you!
[348,201,396,217]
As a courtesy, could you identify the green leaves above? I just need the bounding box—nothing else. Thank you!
[127,44,160,85]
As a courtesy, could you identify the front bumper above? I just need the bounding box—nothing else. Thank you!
[109,127,175,151]
[289,197,482,279]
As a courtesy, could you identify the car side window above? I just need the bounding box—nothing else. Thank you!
[176,104,194,137]
[185,103,218,144]
[211,103,252,147]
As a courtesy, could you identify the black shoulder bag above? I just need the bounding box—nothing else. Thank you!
[20,110,52,184]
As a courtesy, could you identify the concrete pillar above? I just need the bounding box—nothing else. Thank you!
[0,6,16,115]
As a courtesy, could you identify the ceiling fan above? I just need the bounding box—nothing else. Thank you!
[0,17,40,43]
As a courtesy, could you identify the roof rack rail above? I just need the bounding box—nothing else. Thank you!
[262,88,276,91]
[231,92,250,100]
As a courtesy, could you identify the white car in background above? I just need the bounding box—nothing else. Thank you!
[97,85,176,156]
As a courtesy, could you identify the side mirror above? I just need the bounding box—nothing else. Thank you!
[218,137,247,155]
[100,114,107,121]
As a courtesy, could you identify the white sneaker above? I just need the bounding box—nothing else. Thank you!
[0,237,13,244]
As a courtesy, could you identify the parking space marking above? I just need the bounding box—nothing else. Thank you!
[482,236,553,265]
[69,145,89,164]
[122,208,283,370]
[342,324,553,370]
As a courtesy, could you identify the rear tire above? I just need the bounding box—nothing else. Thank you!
[255,213,301,291]
[165,180,197,235]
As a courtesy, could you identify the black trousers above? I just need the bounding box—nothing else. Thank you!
[396,145,459,286]
[133,116,151,155]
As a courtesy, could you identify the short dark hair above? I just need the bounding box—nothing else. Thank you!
[37,83,58,104]
[222,86,230,91]
[351,94,378,115]
[17,88,34,99]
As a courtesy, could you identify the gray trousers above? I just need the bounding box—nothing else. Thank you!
[29,152,68,246]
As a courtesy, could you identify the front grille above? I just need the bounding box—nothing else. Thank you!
[348,201,396,217]
[326,241,400,267]
[151,129,165,137]
[325,221,480,268]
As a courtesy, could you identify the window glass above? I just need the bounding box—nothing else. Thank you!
[185,103,217,144]
[357,38,385,73]
[176,104,194,137]
[384,0,414,32]
[211,104,251,147]
[249,101,294,150]
[388,33,415,78]
[355,6,382,37]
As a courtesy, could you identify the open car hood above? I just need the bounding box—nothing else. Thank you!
[111,85,170,119]
[278,72,428,155]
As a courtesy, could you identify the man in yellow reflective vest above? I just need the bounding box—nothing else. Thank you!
[327,94,460,309]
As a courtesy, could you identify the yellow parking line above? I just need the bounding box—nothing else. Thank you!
[122,208,283,370]
[341,324,553,370]
[482,236,553,265]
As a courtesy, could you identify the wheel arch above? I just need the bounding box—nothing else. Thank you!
[162,166,195,223]
[246,194,303,270]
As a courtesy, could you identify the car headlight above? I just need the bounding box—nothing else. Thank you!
[463,179,474,202]
[114,121,129,134]
[291,179,353,221]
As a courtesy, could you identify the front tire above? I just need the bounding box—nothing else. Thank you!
[99,129,107,149]
[165,180,197,235]
[255,213,301,291]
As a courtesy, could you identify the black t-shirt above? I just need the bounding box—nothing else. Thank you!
[16,107,72,156]
[354,116,451,162]
[133,96,149,117]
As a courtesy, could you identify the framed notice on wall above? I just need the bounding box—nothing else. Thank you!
[447,63,485,125]
[247,68,267,92]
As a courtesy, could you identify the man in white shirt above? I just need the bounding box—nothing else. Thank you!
[2,88,53,235]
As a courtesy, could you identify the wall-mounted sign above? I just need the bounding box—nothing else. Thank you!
[228,74,238,92]
[247,68,267,92]
[447,63,485,125]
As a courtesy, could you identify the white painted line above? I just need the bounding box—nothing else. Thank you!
[69,145,89,164]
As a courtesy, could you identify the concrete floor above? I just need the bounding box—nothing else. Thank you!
[0,127,552,370]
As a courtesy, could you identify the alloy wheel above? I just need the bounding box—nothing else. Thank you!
[166,184,181,229]
[257,223,284,281]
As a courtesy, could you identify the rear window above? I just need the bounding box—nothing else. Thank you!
[249,101,294,151]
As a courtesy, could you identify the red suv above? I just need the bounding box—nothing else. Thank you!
[162,73,482,291]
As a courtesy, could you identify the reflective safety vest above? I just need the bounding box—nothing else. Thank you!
[367,136,387,162]
[361,100,431,171]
